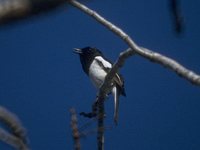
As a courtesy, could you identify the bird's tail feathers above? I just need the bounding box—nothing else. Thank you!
[112,86,120,125]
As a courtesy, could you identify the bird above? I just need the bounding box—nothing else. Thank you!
[73,47,126,124]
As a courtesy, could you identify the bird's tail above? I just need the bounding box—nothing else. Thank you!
[112,86,120,125]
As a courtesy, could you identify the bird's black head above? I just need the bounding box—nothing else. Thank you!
[74,47,103,74]
[74,47,102,58]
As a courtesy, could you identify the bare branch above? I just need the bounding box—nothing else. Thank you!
[69,0,200,86]
[0,0,66,25]
[80,126,112,138]
[169,0,184,34]
[97,99,105,150]
[70,108,81,150]
[0,128,29,150]
[0,106,29,150]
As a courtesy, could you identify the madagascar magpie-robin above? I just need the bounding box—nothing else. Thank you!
[74,47,126,124]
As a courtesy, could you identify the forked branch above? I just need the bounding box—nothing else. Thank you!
[69,0,200,86]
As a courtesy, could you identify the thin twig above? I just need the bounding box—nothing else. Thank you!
[80,126,112,138]
[78,117,97,131]
[97,99,104,150]
[169,0,184,34]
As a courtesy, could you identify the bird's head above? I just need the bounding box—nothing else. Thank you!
[73,47,102,59]
[73,47,103,74]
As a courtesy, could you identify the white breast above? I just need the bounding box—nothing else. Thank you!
[89,56,112,89]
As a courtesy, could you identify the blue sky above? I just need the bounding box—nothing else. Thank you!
[0,0,200,149]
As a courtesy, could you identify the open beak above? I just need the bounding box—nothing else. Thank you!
[73,48,82,54]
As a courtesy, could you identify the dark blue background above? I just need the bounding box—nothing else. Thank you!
[0,0,200,149]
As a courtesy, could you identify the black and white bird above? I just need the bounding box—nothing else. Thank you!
[74,47,126,124]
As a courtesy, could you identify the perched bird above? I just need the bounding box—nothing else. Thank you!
[74,47,126,124]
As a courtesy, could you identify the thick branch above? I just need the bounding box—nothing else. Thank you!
[69,0,200,86]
